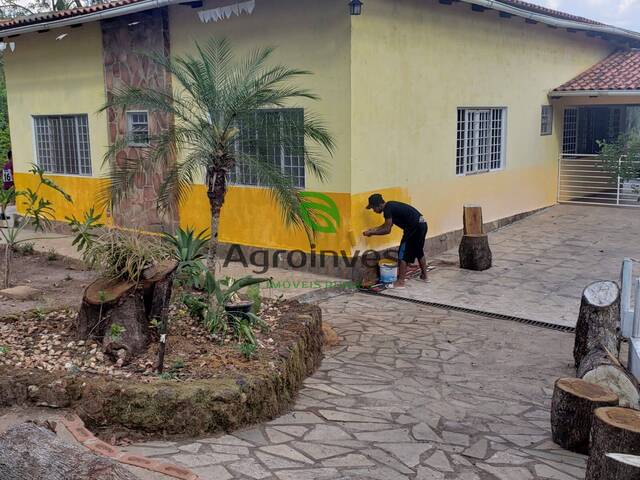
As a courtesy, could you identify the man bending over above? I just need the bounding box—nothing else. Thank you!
[363,193,428,287]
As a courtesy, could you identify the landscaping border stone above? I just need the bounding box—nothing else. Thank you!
[0,302,323,438]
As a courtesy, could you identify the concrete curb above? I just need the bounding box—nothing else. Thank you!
[60,412,199,480]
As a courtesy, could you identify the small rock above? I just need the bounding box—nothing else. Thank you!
[0,286,42,300]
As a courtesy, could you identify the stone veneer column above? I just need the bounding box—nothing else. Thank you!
[101,8,177,232]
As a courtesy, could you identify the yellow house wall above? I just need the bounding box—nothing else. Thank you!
[5,23,110,221]
[171,0,353,253]
[350,0,614,252]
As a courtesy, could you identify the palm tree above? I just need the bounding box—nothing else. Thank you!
[101,38,335,267]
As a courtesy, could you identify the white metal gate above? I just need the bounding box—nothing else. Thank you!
[558,154,640,207]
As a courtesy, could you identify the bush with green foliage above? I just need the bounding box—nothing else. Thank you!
[182,270,270,346]
[598,134,640,182]
[80,229,171,282]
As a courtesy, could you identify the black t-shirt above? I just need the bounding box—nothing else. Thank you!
[383,201,422,231]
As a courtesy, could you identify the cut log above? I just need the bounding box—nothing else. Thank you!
[578,347,640,409]
[551,377,619,454]
[574,280,621,368]
[586,407,640,480]
[463,204,484,235]
[459,234,492,271]
[0,423,138,480]
[605,453,640,478]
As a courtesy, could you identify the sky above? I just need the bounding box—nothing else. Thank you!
[525,0,640,32]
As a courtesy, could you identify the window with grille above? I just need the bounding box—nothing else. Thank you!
[126,111,149,146]
[541,105,553,136]
[562,108,578,154]
[230,109,305,188]
[33,115,91,176]
[456,107,506,175]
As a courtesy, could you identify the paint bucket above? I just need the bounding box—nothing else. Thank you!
[379,260,398,284]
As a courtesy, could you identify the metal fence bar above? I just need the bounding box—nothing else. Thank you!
[622,258,634,338]
[558,155,640,207]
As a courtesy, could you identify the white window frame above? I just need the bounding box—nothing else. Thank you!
[541,105,553,136]
[126,110,150,147]
[230,108,305,188]
[32,114,92,176]
[456,107,507,176]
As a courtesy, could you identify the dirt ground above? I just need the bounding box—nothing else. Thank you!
[1,250,96,317]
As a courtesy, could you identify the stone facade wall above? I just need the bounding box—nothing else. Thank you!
[101,9,176,232]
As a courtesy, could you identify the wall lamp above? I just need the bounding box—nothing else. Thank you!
[349,0,363,15]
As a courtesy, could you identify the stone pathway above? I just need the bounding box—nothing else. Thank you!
[128,293,586,479]
[386,204,640,327]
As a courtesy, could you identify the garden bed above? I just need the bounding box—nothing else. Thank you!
[0,299,324,440]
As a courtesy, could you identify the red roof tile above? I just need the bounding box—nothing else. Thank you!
[555,50,640,92]
[0,0,146,31]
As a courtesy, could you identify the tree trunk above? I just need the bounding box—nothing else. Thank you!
[0,423,138,480]
[102,291,149,363]
[550,377,618,454]
[459,234,492,271]
[206,167,227,271]
[577,347,640,409]
[586,407,640,480]
[574,280,621,368]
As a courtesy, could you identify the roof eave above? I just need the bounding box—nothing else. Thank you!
[0,0,177,37]
[550,90,640,98]
[461,0,640,44]
[2,0,640,43]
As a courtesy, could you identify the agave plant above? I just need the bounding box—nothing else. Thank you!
[162,227,210,285]
[101,38,335,268]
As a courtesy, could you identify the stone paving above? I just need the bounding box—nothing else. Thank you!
[385,204,640,328]
[128,293,587,479]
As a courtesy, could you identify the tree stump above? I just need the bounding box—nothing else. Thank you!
[574,280,621,368]
[586,407,640,480]
[76,260,177,364]
[577,347,640,409]
[550,378,619,454]
[459,234,492,271]
[0,423,138,480]
[459,205,492,271]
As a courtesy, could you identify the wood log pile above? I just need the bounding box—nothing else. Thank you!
[573,281,639,409]
[550,279,640,479]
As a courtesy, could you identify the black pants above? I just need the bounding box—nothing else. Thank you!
[399,222,428,263]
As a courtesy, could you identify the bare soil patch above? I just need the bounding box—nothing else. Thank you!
[0,250,95,316]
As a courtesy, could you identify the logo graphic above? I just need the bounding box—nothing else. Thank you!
[299,192,341,234]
